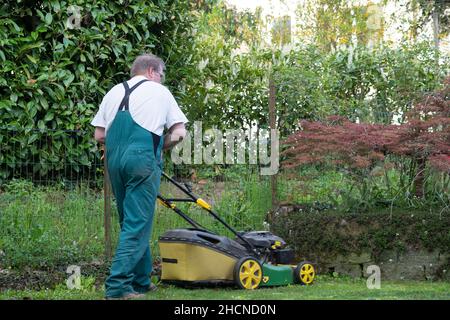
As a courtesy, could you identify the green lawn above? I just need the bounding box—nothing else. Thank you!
[1,276,449,300]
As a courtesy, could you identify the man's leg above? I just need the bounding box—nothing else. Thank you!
[129,172,159,292]
[105,170,159,298]
[110,175,125,229]
[131,245,153,293]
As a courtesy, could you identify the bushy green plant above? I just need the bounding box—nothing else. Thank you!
[0,0,199,182]
[274,42,449,132]
[0,182,106,269]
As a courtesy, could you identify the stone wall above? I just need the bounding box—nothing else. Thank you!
[305,250,449,281]
[269,204,450,281]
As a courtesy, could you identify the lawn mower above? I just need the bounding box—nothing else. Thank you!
[156,172,316,290]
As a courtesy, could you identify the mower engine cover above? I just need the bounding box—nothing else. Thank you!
[236,231,295,264]
[236,231,287,249]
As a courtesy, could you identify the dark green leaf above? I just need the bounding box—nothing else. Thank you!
[45,13,53,25]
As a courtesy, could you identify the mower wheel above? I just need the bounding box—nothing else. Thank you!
[233,257,263,290]
[294,261,315,285]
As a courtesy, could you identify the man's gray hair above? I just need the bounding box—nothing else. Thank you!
[130,54,165,77]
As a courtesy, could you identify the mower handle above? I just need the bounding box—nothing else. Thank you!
[159,172,257,253]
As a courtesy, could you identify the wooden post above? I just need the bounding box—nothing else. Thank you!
[103,148,112,261]
[269,76,278,210]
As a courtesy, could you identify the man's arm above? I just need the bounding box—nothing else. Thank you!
[163,122,186,150]
[94,127,105,144]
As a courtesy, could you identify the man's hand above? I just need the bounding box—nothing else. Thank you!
[94,127,105,144]
[163,122,186,150]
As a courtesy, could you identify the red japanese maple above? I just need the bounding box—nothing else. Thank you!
[282,77,450,197]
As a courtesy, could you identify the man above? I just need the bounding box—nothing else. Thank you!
[91,54,188,299]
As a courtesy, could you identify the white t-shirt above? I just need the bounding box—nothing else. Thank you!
[90,75,188,136]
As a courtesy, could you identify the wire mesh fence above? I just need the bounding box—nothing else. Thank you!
[0,126,103,188]
[0,125,272,268]
[0,126,108,268]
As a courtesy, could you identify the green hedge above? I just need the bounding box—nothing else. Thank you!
[0,0,196,182]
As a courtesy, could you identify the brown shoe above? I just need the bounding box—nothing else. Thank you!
[105,292,146,300]
[123,292,146,300]
[133,283,157,294]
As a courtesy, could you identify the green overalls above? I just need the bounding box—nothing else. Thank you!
[104,79,163,298]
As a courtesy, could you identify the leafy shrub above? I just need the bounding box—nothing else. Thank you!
[0,183,106,269]
[0,0,198,182]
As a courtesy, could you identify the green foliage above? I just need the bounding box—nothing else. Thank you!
[274,42,449,132]
[178,36,269,130]
[153,172,271,255]
[309,0,376,51]
[0,180,107,269]
[0,0,198,182]
[399,0,450,38]
[213,174,272,232]
[278,164,450,213]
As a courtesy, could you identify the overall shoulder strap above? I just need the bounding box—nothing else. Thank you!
[117,79,149,111]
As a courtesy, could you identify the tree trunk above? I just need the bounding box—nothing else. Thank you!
[432,6,440,51]
[414,157,426,198]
